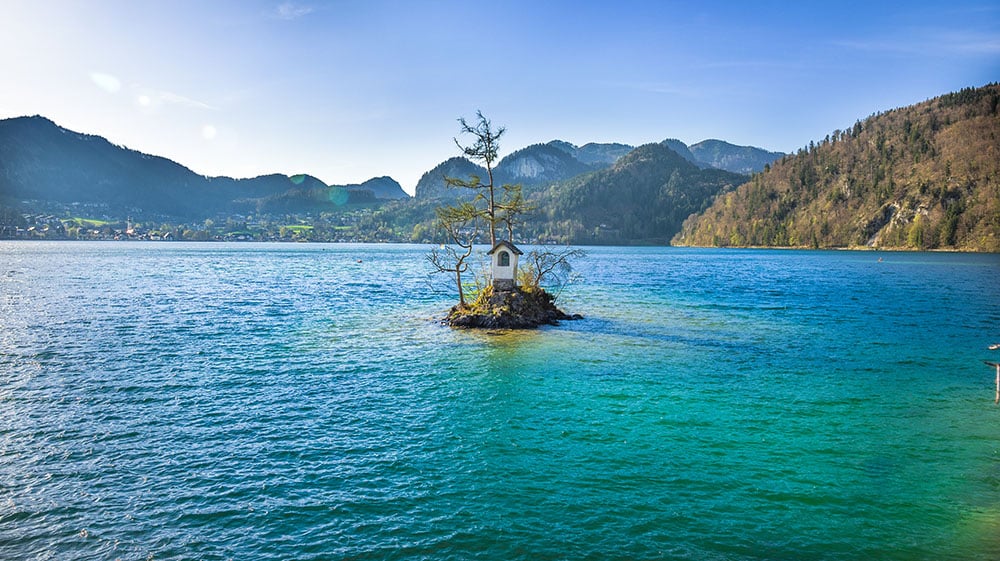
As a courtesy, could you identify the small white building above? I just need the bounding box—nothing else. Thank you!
[487,240,523,291]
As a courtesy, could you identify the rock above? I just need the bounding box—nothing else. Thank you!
[445,285,580,329]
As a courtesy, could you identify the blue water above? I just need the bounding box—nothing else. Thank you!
[1,241,999,560]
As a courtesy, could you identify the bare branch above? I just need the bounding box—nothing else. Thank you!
[428,200,481,307]
[518,248,586,299]
[453,111,506,246]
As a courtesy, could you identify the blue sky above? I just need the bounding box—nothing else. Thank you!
[2,1,997,194]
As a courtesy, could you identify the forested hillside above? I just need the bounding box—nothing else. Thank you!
[525,143,745,244]
[412,157,487,200]
[0,116,402,219]
[674,84,1000,251]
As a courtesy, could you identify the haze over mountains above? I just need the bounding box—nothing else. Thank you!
[413,138,782,200]
[2,83,997,250]
[0,116,410,217]
[0,113,782,223]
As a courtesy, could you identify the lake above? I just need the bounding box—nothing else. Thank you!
[1,241,999,560]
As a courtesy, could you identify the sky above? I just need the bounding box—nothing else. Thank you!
[2,1,998,195]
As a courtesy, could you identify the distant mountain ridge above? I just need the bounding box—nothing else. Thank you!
[413,138,783,202]
[0,116,405,219]
[413,141,632,201]
[2,114,786,246]
[336,176,408,200]
[688,139,786,175]
[524,143,747,244]
[413,156,487,200]
[412,144,602,202]
[495,143,595,186]
[547,140,634,166]
[658,138,785,174]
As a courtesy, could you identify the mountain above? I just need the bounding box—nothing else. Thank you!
[674,83,1000,252]
[412,142,622,202]
[2,114,795,246]
[0,115,214,216]
[688,139,785,175]
[494,143,596,186]
[412,137,784,203]
[660,138,701,165]
[412,156,487,200]
[0,116,401,218]
[527,143,746,244]
[548,140,635,166]
[337,176,408,200]
[234,174,377,215]
[659,138,784,173]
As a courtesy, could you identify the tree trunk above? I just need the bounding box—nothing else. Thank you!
[487,166,497,247]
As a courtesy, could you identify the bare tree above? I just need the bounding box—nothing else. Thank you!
[433,112,579,310]
[518,247,586,298]
[451,111,504,247]
[426,202,480,307]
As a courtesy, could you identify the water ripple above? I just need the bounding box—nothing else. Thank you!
[1,243,998,560]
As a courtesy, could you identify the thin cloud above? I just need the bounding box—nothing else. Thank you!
[833,29,1000,56]
[273,2,314,21]
[934,31,1000,54]
[639,84,699,97]
[135,87,216,111]
[605,81,702,98]
[158,91,215,110]
[90,72,122,93]
[699,59,805,71]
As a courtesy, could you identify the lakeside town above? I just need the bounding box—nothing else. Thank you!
[0,202,419,243]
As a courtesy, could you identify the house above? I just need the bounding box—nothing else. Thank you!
[487,240,523,291]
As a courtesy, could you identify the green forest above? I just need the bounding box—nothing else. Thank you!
[674,84,1000,252]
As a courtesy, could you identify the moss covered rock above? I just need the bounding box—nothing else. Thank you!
[446,285,581,329]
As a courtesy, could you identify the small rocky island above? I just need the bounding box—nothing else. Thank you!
[445,241,581,329]
[430,112,582,329]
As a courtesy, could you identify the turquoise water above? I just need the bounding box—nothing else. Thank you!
[1,241,999,560]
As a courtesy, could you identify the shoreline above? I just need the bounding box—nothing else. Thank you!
[3,237,997,254]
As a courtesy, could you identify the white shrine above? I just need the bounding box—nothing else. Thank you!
[487,240,523,291]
